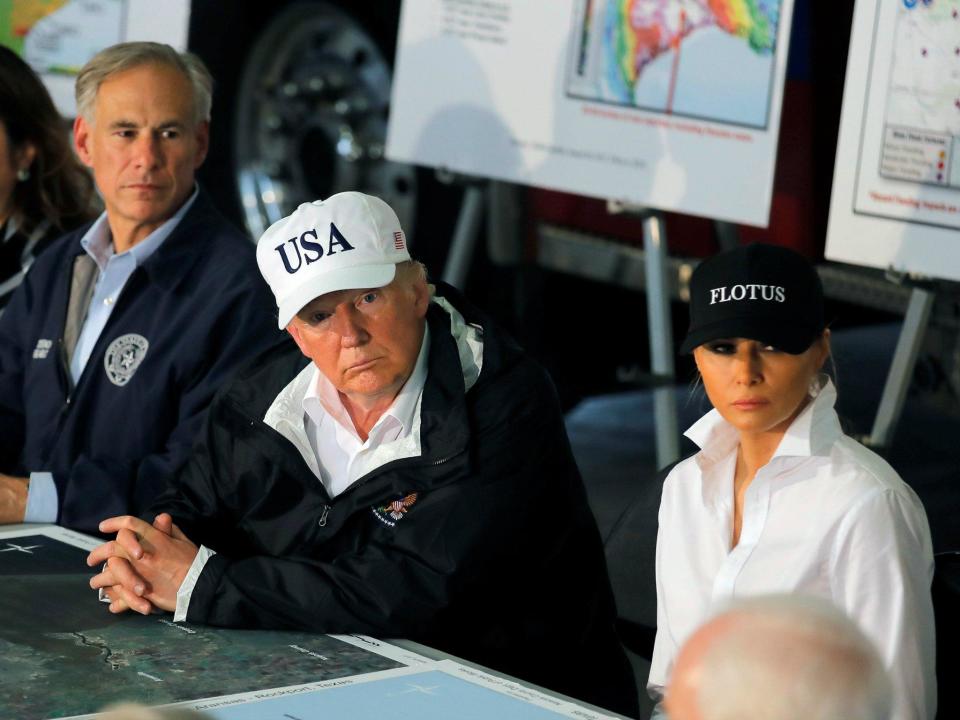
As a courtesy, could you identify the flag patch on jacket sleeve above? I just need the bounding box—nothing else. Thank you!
[372,492,418,527]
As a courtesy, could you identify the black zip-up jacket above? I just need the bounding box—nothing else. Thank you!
[0,191,280,533]
[153,287,638,717]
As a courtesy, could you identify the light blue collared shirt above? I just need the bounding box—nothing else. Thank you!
[24,188,199,524]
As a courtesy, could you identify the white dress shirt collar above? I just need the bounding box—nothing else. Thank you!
[302,325,431,444]
[682,377,842,508]
[263,295,485,498]
[685,376,842,464]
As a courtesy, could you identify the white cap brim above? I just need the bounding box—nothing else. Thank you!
[276,263,397,329]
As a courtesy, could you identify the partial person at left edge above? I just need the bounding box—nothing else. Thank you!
[0,47,97,311]
[0,42,280,534]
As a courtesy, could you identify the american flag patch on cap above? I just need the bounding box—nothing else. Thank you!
[394,231,404,250]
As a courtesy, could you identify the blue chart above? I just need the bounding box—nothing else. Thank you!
[197,664,612,720]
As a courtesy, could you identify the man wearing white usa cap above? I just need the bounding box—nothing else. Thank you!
[258,192,431,447]
[88,192,638,717]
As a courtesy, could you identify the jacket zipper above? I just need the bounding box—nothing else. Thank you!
[55,257,75,415]
[315,453,458,529]
[54,336,75,427]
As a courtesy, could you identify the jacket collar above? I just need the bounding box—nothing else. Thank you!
[134,187,231,292]
[416,297,483,460]
[79,188,199,271]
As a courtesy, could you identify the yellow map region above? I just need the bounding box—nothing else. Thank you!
[0,0,69,55]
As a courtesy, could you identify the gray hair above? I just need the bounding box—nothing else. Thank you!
[685,595,892,720]
[75,42,212,124]
[396,259,428,283]
[396,259,435,298]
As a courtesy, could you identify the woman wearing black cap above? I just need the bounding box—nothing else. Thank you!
[648,244,935,720]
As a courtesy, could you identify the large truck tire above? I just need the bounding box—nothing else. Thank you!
[190,0,459,268]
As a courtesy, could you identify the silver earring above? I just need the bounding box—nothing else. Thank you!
[16,167,30,182]
[808,375,822,398]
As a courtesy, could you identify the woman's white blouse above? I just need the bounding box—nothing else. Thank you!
[648,381,936,720]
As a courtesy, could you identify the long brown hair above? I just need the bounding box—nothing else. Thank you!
[0,47,96,234]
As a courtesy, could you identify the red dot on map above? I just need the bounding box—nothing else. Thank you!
[922,48,927,56]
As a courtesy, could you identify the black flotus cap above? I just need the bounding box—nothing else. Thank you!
[680,243,825,355]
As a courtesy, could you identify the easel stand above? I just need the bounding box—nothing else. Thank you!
[439,173,488,289]
[608,202,679,469]
[867,284,936,449]
[444,185,684,468]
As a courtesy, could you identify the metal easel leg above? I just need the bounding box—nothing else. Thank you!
[714,220,740,252]
[868,287,935,449]
[643,212,680,468]
[442,185,486,289]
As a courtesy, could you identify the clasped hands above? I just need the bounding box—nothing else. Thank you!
[87,513,198,616]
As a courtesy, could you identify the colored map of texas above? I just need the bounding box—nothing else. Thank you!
[605,0,780,101]
[0,0,68,54]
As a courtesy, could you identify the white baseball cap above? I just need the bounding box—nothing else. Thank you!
[256,191,411,329]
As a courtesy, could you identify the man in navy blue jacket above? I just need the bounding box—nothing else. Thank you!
[0,42,278,533]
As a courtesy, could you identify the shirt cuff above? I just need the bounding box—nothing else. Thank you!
[174,545,216,622]
[24,472,58,523]
[98,563,111,604]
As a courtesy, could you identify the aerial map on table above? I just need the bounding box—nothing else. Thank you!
[0,527,426,720]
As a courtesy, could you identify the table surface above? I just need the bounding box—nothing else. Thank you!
[1,523,627,719]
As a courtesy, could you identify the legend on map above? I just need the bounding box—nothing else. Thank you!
[880,125,954,187]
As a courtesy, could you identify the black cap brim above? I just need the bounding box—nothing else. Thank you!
[680,317,820,355]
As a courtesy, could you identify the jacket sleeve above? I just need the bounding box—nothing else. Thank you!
[161,363,591,636]
[54,287,284,534]
[0,277,31,473]
[830,487,937,720]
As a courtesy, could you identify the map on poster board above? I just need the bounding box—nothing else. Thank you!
[0,526,428,720]
[826,0,960,281]
[386,0,795,227]
[0,0,190,116]
[1,0,127,75]
[566,0,782,129]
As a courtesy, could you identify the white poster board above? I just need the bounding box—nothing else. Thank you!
[1,0,191,117]
[826,0,960,280]
[386,0,795,227]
